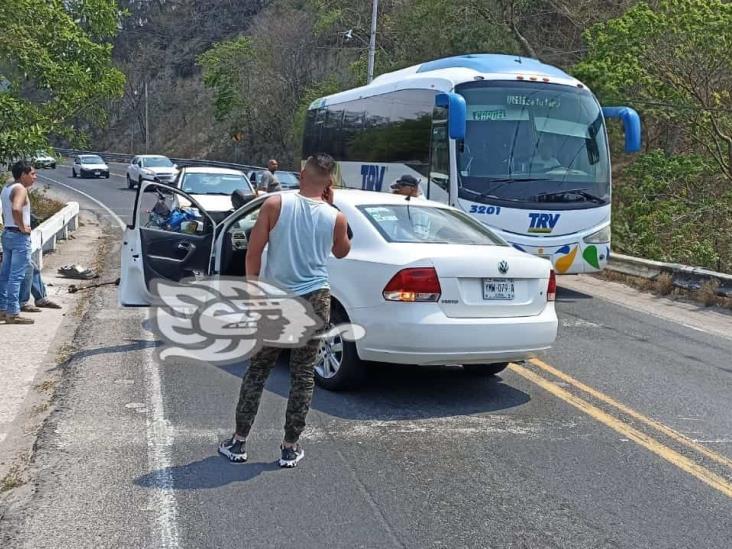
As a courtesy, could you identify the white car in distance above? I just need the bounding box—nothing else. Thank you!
[126,155,178,188]
[119,187,558,390]
[71,154,109,179]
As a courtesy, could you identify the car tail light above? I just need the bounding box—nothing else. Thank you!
[547,269,557,301]
[383,267,441,302]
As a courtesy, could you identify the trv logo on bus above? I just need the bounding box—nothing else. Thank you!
[528,212,561,234]
[360,164,386,192]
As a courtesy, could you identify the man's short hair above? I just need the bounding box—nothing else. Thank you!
[303,153,336,177]
[12,160,33,180]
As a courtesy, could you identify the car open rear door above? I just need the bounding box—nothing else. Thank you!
[119,181,217,306]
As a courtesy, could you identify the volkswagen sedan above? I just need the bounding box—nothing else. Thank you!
[119,186,558,390]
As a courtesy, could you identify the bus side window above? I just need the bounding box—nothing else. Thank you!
[428,106,450,203]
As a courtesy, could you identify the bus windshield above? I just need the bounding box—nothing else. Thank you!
[455,81,610,210]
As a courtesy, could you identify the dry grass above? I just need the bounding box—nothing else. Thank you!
[697,279,720,307]
[654,273,674,296]
[29,185,65,223]
[593,269,730,309]
[55,343,76,366]
[1,465,24,493]
[34,379,57,393]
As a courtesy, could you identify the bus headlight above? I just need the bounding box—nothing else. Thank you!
[584,225,611,244]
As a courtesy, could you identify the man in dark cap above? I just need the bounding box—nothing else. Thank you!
[390,174,424,199]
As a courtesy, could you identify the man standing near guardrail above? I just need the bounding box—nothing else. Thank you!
[0,161,37,325]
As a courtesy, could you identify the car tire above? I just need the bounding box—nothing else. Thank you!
[314,304,367,391]
[462,363,509,376]
[72,169,76,178]
[105,173,110,179]
[51,164,56,169]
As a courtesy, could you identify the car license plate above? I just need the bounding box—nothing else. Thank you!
[483,278,515,300]
[94,171,100,175]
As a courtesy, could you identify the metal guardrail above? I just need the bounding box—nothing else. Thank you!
[607,252,732,298]
[30,201,80,269]
[54,148,264,173]
[0,202,80,270]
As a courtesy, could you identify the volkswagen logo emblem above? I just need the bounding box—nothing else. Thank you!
[498,260,509,274]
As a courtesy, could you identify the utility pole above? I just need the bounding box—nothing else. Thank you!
[367,0,378,84]
[144,80,149,153]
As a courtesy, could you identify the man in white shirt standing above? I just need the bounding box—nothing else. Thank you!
[0,160,37,324]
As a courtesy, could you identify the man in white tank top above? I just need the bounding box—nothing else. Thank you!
[219,153,351,468]
[0,160,37,324]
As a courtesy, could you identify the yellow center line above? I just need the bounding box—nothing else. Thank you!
[508,362,732,499]
[528,358,732,471]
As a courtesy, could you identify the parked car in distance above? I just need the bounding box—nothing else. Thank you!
[32,151,56,169]
[248,169,300,191]
[173,166,257,222]
[119,187,558,391]
[72,154,109,178]
[126,155,178,189]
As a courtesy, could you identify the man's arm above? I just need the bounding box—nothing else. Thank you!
[332,212,351,259]
[245,197,279,279]
[11,186,30,234]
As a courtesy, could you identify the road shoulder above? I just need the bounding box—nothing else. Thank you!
[559,273,732,340]
[0,210,109,510]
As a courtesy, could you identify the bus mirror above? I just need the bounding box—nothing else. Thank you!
[602,106,641,153]
[436,93,466,140]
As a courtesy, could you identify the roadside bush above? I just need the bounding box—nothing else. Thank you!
[612,151,732,273]
[0,181,65,228]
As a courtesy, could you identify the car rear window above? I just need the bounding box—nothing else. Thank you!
[81,155,104,163]
[357,204,508,246]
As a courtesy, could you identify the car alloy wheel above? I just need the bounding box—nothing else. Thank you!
[313,305,367,390]
[315,325,344,379]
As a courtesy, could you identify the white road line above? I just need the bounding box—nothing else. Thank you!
[682,323,709,334]
[37,174,127,230]
[142,339,180,548]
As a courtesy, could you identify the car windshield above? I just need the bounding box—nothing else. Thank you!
[456,81,610,210]
[143,157,174,168]
[181,173,253,195]
[276,171,299,187]
[81,155,104,164]
[358,204,508,245]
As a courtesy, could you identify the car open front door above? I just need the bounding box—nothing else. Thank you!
[119,181,217,306]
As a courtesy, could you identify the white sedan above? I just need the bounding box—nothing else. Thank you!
[126,155,178,188]
[119,185,557,390]
[71,154,109,179]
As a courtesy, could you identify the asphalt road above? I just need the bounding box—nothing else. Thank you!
[2,165,731,548]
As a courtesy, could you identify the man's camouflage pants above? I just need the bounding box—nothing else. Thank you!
[235,288,330,444]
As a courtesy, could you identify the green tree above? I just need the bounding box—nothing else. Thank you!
[0,0,125,164]
[574,0,732,180]
[613,151,732,271]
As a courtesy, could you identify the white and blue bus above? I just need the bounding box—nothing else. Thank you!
[302,54,641,274]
